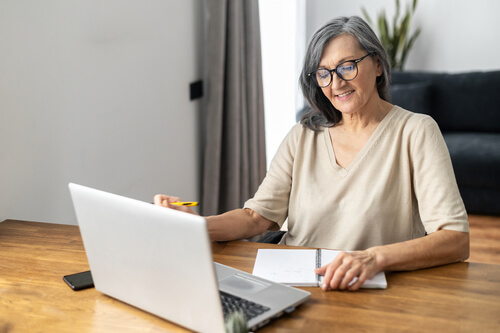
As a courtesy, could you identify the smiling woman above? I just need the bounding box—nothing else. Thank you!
[299,17,391,130]
[318,38,382,114]
[154,16,469,292]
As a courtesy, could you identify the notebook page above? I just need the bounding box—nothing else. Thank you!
[252,249,318,286]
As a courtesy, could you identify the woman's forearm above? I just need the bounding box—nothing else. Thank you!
[370,229,470,272]
[205,208,277,242]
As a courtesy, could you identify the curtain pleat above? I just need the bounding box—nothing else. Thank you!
[202,0,266,216]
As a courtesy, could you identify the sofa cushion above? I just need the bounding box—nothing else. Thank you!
[391,70,500,133]
[443,133,500,189]
[390,81,432,115]
[458,186,500,216]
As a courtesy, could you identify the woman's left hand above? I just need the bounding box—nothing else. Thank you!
[314,249,381,291]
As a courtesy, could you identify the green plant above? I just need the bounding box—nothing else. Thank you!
[362,0,421,70]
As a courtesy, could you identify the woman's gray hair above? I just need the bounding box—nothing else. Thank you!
[299,16,391,131]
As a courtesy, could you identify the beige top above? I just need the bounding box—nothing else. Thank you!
[244,106,469,250]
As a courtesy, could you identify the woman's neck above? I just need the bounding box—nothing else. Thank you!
[338,100,393,133]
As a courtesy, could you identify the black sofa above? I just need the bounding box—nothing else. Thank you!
[391,70,500,216]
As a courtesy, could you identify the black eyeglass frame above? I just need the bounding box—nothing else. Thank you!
[308,53,373,87]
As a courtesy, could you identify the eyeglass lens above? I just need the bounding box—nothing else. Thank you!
[314,62,357,87]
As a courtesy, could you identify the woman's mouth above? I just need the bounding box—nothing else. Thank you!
[336,90,354,101]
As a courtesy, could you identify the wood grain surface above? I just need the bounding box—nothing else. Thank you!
[468,214,500,265]
[1,218,499,332]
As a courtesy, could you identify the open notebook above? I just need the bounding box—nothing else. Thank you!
[253,249,387,289]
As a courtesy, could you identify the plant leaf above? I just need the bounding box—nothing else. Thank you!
[378,13,390,47]
[396,12,411,58]
[412,0,418,12]
[378,12,393,65]
[361,7,373,26]
[363,0,420,70]
[400,28,421,67]
[394,0,401,33]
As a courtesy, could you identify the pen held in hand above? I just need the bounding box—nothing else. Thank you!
[169,201,198,207]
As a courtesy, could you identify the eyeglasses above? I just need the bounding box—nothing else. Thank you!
[308,53,373,88]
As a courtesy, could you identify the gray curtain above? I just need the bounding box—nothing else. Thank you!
[202,0,267,216]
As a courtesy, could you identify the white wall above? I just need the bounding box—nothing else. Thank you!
[0,0,204,224]
[306,0,500,72]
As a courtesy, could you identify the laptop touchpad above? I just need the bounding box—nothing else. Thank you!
[219,273,269,294]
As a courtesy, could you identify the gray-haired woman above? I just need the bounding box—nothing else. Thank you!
[155,16,469,291]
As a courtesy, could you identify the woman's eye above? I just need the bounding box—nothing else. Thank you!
[338,64,354,75]
[318,71,329,79]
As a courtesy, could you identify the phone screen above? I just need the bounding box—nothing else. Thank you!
[63,270,94,291]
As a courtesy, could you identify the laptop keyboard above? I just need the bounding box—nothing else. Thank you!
[220,291,270,321]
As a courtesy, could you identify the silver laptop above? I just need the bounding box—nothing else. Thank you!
[69,183,310,333]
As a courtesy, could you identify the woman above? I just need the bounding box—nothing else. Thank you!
[155,16,469,291]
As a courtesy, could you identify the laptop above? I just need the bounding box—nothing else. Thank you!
[68,183,310,333]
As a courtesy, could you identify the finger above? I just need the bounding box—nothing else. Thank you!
[314,265,327,276]
[321,265,336,291]
[314,265,332,291]
[153,195,166,206]
[154,195,181,207]
[339,269,358,290]
[319,256,343,291]
[348,271,369,291]
[337,258,362,290]
[326,252,354,290]
[329,264,350,290]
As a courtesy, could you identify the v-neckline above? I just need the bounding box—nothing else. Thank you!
[324,106,397,177]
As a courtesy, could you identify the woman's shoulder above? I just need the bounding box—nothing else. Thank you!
[390,105,439,131]
[274,123,329,159]
[387,106,445,153]
[285,122,327,141]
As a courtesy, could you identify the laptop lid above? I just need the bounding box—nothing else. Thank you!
[69,183,225,332]
[69,183,310,332]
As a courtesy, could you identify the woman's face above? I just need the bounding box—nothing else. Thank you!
[318,34,382,116]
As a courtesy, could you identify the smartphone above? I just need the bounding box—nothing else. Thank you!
[63,270,94,291]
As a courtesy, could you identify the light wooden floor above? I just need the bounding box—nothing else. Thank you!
[468,214,500,265]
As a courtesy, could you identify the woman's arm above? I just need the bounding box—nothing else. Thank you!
[205,208,278,241]
[371,229,469,271]
[316,229,469,291]
[154,194,278,241]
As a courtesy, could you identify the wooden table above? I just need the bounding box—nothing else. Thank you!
[1,220,499,332]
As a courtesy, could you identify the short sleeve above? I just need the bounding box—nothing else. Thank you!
[243,124,301,226]
[410,116,469,233]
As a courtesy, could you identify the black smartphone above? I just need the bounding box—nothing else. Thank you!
[63,270,94,291]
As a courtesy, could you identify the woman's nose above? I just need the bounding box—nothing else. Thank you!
[330,73,346,90]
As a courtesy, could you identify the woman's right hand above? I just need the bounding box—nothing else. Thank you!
[153,194,199,215]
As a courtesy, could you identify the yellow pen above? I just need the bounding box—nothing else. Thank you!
[169,201,198,207]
